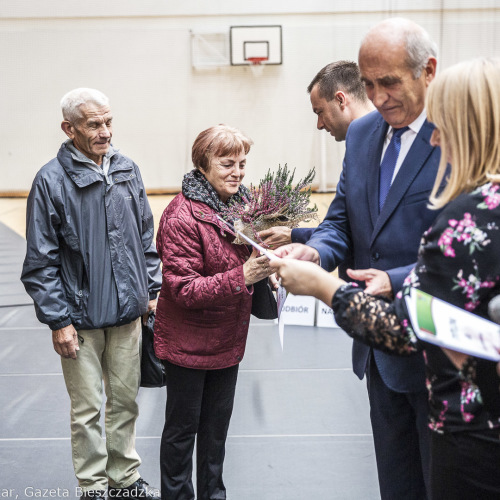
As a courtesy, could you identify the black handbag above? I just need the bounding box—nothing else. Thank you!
[140,311,166,388]
[251,278,278,320]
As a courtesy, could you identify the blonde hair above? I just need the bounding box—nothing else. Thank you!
[427,58,500,208]
[192,124,253,172]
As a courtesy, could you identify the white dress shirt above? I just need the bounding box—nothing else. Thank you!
[381,109,427,184]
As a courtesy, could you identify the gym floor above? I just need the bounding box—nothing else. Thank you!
[0,195,379,500]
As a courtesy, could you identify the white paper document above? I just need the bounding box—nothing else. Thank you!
[405,287,500,361]
[235,230,278,261]
[276,284,287,350]
[233,229,285,348]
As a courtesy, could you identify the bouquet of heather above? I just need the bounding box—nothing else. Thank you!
[222,164,318,244]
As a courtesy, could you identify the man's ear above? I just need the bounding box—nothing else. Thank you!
[335,91,347,110]
[61,120,75,139]
[424,57,437,85]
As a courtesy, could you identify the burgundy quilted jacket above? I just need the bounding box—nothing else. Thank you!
[154,193,253,369]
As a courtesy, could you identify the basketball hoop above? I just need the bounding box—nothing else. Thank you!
[247,57,267,77]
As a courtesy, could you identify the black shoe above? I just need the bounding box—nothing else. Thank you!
[81,491,106,500]
[108,478,160,499]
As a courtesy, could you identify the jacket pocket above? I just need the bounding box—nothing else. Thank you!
[403,189,431,207]
[61,250,88,321]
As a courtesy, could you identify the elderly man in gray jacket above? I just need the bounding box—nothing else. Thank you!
[21,88,161,500]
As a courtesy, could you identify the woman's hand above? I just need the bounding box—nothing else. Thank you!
[269,258,346,306]
[268,273,280,290]
[243,248,275,285]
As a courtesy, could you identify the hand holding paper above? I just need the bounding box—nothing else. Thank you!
[346,268,392,298]
[405,288,500,361]
[258,226,293,249]
[242,247,275,286]
[269,258,345,308]
[236,230,279,261]
[235,230,289,349]
[272,242,320,264]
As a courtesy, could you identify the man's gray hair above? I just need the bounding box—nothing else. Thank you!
[61,88,109,123]
[361,19,438,79]
[405,27,438,78]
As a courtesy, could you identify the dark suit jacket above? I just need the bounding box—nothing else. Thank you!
[291,226,314,244]
[306,110,442,392]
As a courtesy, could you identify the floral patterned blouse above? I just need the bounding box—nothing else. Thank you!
[333,182,500,435]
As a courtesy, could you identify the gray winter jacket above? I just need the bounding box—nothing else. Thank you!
[21,141,161,331]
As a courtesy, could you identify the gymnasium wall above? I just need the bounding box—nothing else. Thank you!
[0,1,498,194]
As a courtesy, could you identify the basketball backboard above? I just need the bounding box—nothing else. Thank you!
[230,25,282,66]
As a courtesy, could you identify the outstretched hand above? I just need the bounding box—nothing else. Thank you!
[273,243,320,264]
[258,227,292,249]
[269,258,345,306]
[346,268,392,298]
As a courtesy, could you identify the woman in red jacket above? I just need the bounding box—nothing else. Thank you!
[154,124,273,500]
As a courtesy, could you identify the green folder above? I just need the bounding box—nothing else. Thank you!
[415,289,437,335]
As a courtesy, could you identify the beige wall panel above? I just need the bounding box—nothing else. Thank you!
[0,5,499,192]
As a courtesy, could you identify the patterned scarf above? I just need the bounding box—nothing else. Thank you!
[182,168,249,214]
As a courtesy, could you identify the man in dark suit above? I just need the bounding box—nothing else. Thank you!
[259,60,373,248]
[275,18,440,500]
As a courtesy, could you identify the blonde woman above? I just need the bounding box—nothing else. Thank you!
[271,58,500,499]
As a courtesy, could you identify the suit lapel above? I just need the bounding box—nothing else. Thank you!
[371,119,436,243]
[367,116,389,230]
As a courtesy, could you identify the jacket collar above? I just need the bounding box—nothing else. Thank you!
[57,141,131,188]
[366,114,388,228]
[189,198,237,238]
[66,140,119,168]
[370,117,437,243]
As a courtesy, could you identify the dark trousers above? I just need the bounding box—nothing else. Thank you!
[160,360,239,500]
[431,429,500,499]
[367,355,431,500]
